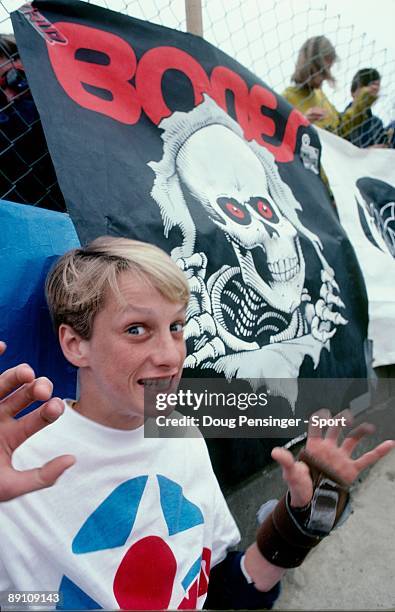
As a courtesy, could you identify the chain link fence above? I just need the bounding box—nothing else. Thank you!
[1,0,394,210]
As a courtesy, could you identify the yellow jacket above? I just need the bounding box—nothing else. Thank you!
[282,86,376,138]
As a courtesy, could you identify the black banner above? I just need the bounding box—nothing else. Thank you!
[12,0,368,484]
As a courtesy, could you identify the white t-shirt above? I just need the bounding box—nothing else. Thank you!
[0,401,240,610]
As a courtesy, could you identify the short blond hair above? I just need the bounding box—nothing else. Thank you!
[292,36,338,87]
[45,236,190,339]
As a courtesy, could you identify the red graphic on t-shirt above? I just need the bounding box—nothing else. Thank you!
[113,536,177,610]
[198,547,211,596]
[177,547,211,609]
[113,538,211,610]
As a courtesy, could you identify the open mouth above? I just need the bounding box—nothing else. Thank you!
[137,376,176,391]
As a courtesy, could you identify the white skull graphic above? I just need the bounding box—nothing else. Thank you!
[176,125,305,313]
[148,95,347,387]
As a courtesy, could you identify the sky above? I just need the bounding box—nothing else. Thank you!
[323,0,395,53]
[1,0,394,121]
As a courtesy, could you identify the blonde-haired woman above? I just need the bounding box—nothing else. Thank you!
[283,35,377,138]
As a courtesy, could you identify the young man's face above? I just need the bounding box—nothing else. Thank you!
[75,270,187,430]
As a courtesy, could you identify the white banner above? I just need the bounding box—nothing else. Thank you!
[319,128,395,367]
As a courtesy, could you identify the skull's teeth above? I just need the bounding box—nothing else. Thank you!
[268,259,300,282]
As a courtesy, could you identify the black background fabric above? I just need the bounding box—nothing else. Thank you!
[12,0,368,486]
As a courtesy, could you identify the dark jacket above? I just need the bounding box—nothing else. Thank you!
[344,104,388,148]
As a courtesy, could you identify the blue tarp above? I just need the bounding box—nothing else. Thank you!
[0,200,80,400]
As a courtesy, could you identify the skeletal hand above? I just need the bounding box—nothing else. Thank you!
[176,253,225,368]
[304,267,348,343]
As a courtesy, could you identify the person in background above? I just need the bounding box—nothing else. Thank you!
[0,33,65,210]
[283,36,377,139]
[344,68,394,148]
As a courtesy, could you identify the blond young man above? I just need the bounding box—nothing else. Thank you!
[0,236,393,610]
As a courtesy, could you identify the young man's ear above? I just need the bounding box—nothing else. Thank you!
[59,324,90,367]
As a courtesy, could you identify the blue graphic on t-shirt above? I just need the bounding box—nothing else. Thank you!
[57,575,102,610]
[59,475,206,609]
[72,476,148,553]
[182,554,203,591]
[157,474,204,535]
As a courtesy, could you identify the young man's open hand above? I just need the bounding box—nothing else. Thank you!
[0,341,75,501]
[272,408,395,508]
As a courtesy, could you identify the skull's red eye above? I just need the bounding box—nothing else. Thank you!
[226,202,245,219]
[248,196,279,224]
[257,199,273,219]
[217,197,251,225]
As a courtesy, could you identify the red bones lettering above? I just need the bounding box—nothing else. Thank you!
[46,22,308,163]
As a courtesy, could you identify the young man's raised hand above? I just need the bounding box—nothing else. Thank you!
[244,409,395,591]
[0,341,75,502]
[272,408,395,508]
